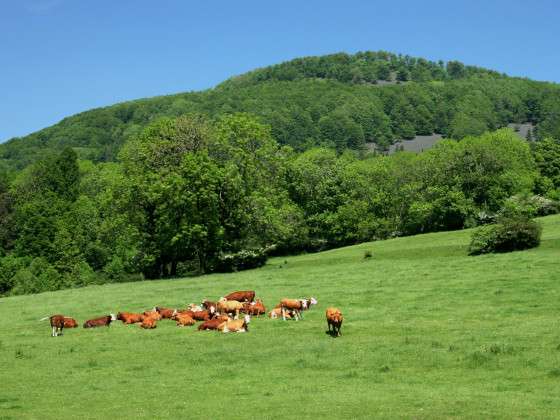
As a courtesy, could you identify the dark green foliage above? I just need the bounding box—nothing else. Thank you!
[1,52,560,296]
[468,217,542,255]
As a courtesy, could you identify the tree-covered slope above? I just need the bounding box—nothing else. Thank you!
[2,51,559,171]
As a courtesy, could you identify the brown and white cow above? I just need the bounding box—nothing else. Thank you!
[242,299,266,317]
[279,299,314,321]
[83,314,117,328]
[197,315,230,331]
[218,315,251,333]
[40,314,66,337]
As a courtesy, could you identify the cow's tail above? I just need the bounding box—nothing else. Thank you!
[39,317,49,322]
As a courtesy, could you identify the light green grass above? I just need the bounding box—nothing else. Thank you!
[1,215,560,419]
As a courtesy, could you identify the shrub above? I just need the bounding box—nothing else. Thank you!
[468,217,542,255]
[214,249,268,273]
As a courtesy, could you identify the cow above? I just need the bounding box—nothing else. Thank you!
[201,300,218,315]
[224,290,255,303]
[140,317,157,329]
[63,317,79,328]
[40,314,66,337]
[83,314,117,328]
[303,297,318,310]
[242,299,266,317]
[143,310,162,321]
[217,298,243,319]
[174,313,196,327]
[197,315,230,331]
[268,307,294,319]
[155,307,176,319]
[117,312,143,324]
[279,299,309,321]
[326,307,343,337]
[218,315,251,333]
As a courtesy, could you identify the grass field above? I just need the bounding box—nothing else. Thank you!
[1,215,559,419]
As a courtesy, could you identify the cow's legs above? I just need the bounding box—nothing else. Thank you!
[52,326,56,337]
[281,307,286,321]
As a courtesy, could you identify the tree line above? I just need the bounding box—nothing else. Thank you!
[1,112,559,296]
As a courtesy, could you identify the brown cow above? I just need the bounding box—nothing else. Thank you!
[40,314,66,337]
[155,307,176,319]
[197,315,230,331]
[174,313,196,327]
[242,299,266,317]
[176,309,212,321]
[63,317,79,328]
[140,317,157,329]
[326,307,343,337]
[117,312,143,324]
[83,314,116,328]
[224,290,255,302]
[143,310,162,321]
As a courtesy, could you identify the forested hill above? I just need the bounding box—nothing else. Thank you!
[2,51,560,171]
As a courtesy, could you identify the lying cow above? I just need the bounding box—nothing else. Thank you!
[40,314,66,337]
[140,317,157,329]
[197,315,230,331]
[177,309,212,321]
[218,315,251,333]
[174,313,196,327]
[117,312,143,324]
[63,317,78,329]
[224,290,255,302]
[83,314,117,328]
[268,307,295,319]
[143,310,162,321]
[326,307,343,337]
[242,299,266,317]
[155,307,177,319]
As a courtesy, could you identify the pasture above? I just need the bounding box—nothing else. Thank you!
[1,215,559,419]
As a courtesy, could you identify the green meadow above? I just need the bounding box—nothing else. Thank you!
[1,215,559,419]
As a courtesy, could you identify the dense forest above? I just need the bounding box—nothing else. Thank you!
[1,51,559,296]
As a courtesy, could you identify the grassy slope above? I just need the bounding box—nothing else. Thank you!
[1,216,559,419]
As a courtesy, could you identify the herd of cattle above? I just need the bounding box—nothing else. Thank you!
[40,290,344,338]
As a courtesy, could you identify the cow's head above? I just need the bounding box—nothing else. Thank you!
[110,313,117,321]
[309,297,318,306]
[244,314,251,324]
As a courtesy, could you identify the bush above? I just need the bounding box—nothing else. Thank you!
[214,249,268,273]
[468,217,542,255]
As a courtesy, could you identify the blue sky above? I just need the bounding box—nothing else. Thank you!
[1,0,559,142]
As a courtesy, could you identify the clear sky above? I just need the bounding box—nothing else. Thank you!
[1,0,559,142]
